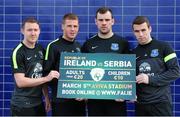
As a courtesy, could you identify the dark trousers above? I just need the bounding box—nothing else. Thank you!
[11,102,46,116]
[135,101,173,116]
[88,99,127,116]
[52,99,86,116]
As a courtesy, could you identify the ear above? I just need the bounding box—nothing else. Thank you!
[149,26,152,32]
[61,24,64,30]
[112,18,115,25]
[95,18,97,25]
[21,28,24,35]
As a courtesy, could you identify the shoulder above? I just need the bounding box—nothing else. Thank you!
[87,34,98,42]
[35,44,45,55]
[113,34,128,42]
[36,43,44,50]
[47,38,59,48]
[152,39,176,59]
[46,38,60,51]
[152,39,170,48]
[154,39,174,53]
[45,38,61,60]
[153,39,165,44]
[131,45,139,53]
[11,43,25,68]
[82,34,98,47]
[89,34,98,39]
[74,41,81,46]
[12,43,24,56]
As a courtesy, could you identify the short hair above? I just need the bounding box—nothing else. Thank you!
[21,17,40,29]
[62,13,79,24]
[132,16,151,28]
[95,7,113,19]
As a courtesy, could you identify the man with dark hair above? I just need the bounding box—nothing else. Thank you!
[10,17,59,116]
[44,13,86,116]
[132,16,180,116]
[81,7,129,116]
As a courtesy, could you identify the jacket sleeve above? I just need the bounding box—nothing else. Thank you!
[11,49,25,73]
[123,40,131,54]
[149,43,180,86]
[81,41,89,53]
[43,44,56,76]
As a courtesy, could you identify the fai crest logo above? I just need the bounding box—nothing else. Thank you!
[90,68,105,82]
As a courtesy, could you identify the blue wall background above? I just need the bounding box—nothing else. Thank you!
[0,0,180,116]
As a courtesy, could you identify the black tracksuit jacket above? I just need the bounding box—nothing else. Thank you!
[132,39,180,104]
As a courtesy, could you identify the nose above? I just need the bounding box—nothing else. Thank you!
[71,26,75,31]
[139,31,143,36]
[31,30,36,35]
[102,20,107,25]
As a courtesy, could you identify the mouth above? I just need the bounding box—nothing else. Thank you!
[138,37,144,40]
[101,27,107,29]
[101,27,109,32]
[31,36,36,39]
[70,33,75,36]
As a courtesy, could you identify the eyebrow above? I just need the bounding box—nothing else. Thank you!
[134,29,146,32]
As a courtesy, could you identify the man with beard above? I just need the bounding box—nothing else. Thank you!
[81,7,130,116]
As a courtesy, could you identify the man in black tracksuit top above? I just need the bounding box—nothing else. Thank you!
[10,17,59,116]
[132,16,180,116]
[44,13,86,116]
[81,7,130,116]
[82,34,129,53]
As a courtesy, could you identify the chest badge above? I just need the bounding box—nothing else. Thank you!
[151,49,159,57]
[139,62,151,73]
[111,43,119,51]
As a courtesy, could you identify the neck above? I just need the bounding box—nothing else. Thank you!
[145,37,153,44]
[22,39,35,48]
[98,31,114,39]
[140,37,153,45]
[62,35,74,42]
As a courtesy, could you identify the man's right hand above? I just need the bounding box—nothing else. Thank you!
[46,70,60,81]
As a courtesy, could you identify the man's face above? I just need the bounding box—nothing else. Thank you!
[133,22,152,45]
[95,11,114,35]
[62,19,79,41]
[21,22,40,45]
